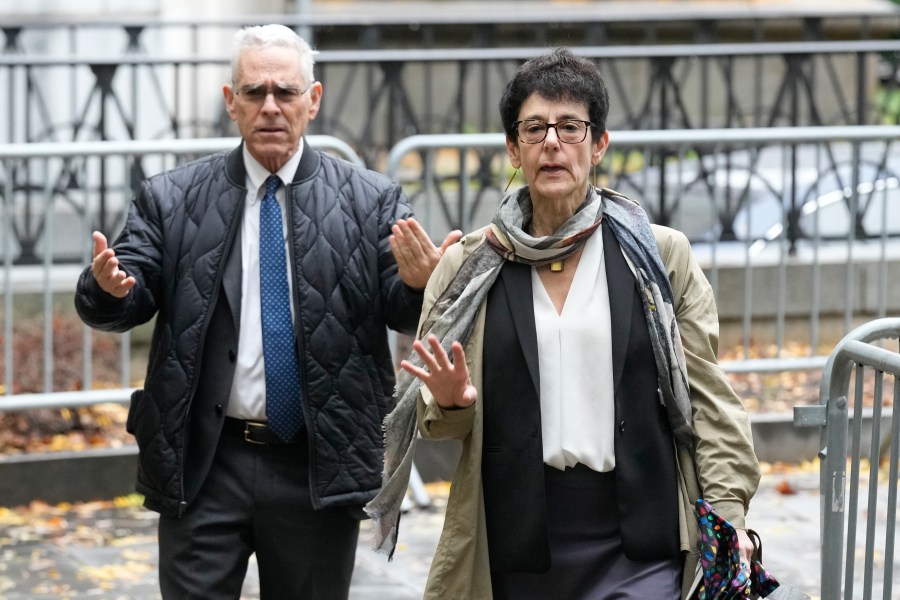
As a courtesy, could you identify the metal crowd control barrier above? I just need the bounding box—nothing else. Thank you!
[794,318,900,599]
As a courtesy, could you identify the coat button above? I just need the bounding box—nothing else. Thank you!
[215,404,224,416]
[228,349,236,362]
[618,420,626,432]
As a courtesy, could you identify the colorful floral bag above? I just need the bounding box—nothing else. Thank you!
[689,499,781,600]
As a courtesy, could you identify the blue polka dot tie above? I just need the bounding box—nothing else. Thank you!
[259,175,303,442]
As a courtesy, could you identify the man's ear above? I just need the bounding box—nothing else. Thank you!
[223,85,237,121]
[307,81,323,121]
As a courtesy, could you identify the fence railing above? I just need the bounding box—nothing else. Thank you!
[795,318,900,599]
[2,126,899,409]
[1,39,898,166]
[4,7,897,54]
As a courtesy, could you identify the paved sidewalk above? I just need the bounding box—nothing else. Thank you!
[0,469,853,599]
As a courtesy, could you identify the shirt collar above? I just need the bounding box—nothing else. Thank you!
[243,139,305,203]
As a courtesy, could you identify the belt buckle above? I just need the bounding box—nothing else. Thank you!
[243,421,268,445]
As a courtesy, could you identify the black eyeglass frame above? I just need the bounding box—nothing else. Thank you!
[234,81,316,104]
[511,119,596,144]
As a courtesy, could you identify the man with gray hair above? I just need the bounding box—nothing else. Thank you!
[75,23,459,598]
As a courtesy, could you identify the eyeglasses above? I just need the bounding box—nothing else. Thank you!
[512,119,594,144]
[234,81,315,104]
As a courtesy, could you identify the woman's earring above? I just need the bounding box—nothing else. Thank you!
[592,164,597,189]
[504,167,520,192]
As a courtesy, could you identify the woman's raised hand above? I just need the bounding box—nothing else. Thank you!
[400,334,477,409]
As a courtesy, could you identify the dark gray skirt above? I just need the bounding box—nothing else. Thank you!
[491,464,682,600]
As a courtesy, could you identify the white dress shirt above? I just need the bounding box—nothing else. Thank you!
[532,227,616,472]
[226,143,304,421]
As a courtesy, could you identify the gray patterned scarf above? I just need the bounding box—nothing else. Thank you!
[365,185,694,558]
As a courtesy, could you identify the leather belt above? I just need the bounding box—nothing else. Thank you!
[222,417,301,445]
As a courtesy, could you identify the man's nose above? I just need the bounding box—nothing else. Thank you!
[260,91,281,111]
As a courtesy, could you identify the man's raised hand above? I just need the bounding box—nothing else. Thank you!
[390,218,462,289]
[90,231,136,298]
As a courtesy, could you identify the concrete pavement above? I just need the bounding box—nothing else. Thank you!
[5,466,891,599]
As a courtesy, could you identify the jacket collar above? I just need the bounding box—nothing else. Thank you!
[225,143,246,186]
[225,138,322,188]
[292,138,321,183]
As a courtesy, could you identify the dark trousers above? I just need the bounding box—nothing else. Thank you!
[491,464,682,600]
[158,428,360,600]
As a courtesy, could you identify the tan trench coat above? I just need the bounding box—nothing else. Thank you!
[415,222,761,600]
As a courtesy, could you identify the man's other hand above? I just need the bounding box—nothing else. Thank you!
[90,231,136,298]
[390,218,462,289]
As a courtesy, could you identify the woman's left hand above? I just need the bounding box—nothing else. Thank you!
[736,528,755,574]
[400,334,477,410]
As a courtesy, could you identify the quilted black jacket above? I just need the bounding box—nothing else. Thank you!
[74,142,423,517]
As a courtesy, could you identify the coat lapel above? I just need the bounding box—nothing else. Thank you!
[603,220,635,393]
[497,261,540,397]
[482,260,549,572]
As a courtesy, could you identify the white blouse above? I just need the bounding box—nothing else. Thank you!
[531,227,616,472]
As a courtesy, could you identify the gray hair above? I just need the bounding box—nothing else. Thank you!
[231,24,315,85]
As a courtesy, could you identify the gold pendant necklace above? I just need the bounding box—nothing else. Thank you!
[549,260,564,272]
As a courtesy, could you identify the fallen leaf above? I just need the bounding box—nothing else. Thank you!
[775,479,797,495]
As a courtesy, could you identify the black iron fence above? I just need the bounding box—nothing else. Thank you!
[2,41,898,151]
[3,6,898,53]
[1,40,898,255]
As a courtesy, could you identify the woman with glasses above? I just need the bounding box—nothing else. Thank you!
[367,48,761,599]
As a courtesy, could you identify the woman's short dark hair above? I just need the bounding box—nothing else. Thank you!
[499,48,610,142]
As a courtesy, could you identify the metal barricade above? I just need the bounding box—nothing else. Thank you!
[794,318,900,599]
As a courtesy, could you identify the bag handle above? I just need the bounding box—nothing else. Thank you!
[746,528,764,562]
